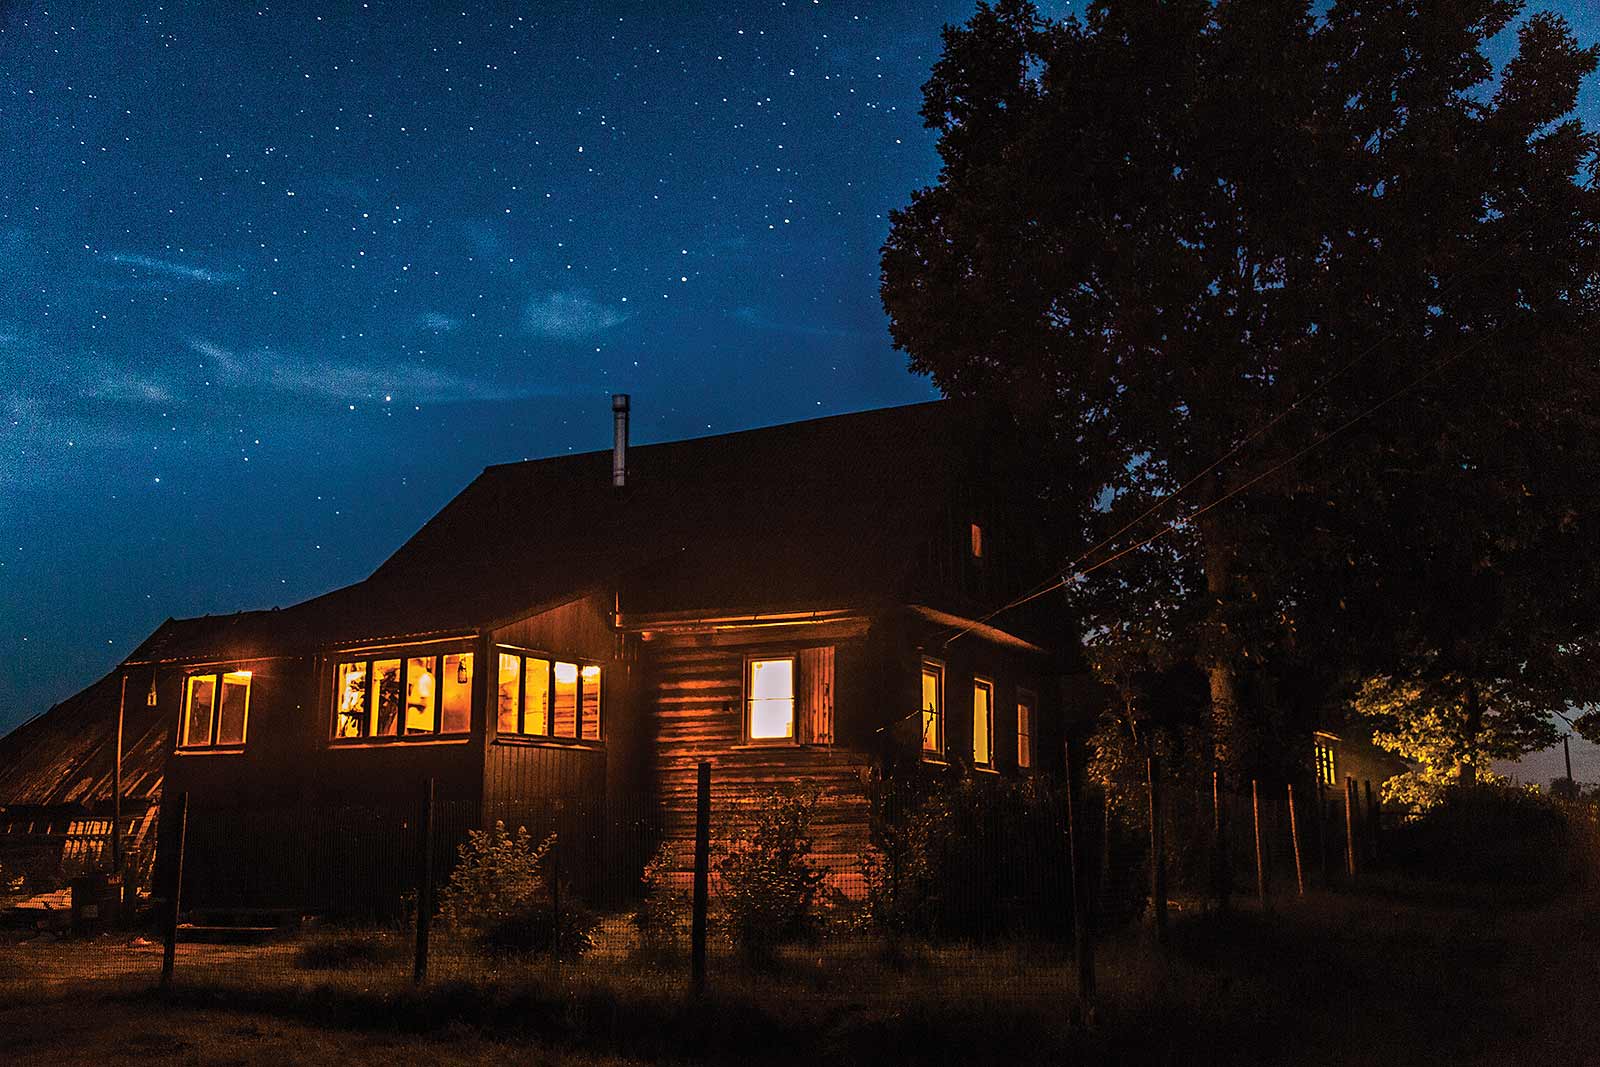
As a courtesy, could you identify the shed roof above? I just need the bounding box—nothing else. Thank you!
[125,400,978,664]
[0,671,166,810]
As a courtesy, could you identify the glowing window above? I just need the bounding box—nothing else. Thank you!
[973,678,994,767]
[581,665,602,740]
[497,653,521,734]
[372,659,402,736]
[748,657,795,740]
[441,654,473,734]
[524,657,551,735]
[181,670,250,749]
[1315,738,1338,787]
[1017,689,1035,770]
[970,522,984,559]
[553,661,579,737]
[336,661,368,737]
[404,656,437,734]
[921,662,944,756]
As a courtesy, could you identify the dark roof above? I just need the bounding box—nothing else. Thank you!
[0,671,166,810]
[125,400,976,663]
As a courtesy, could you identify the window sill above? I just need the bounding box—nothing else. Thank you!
[329,736,472,749]
[174,746,247,756]
[974,765,1000,775]
[920,754,948,766]
[493,736,605,751]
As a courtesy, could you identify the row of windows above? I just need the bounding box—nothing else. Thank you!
[920,661,1034,770]
[178,646,604,750]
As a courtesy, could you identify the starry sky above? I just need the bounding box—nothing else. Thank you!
[2,1,1597,780]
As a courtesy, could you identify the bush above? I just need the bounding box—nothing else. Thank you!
[715,786,824,961]
[633,842,690,961]
[295,929,409,971]
[476,898,599,961]
[438,821,594,960]
[1388,784,1571,884]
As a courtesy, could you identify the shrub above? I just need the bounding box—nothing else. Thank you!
[1388,784,1571,884]
[476,897,599,961]
[633,842,690,961]
[715,786,824,961]
[438,822,554,929]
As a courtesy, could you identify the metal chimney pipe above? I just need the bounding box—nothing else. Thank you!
[612,393,630,488]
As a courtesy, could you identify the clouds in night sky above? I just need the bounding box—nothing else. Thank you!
[102,252,241,287]
[522,289,634,340]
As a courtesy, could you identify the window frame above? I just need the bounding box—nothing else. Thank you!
[1016,687,1036,771]
[972,676,995,769]
[743,653,798,744]
[329,643,476,745]
[178,668,252,751]
[1314,734,1338,787]
[494,645,604,744]
[920,659,946,759]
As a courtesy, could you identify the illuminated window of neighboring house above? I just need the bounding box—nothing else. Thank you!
[973,678,994,768]
[921,661,944,756]
[496,649,601,741]
[334,650,472,741]
[1315,736,1338,787]
[1017,689,1036,770]
[747,657,796,740]
[181,670,251,749]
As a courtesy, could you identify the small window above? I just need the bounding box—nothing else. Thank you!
[970,522,984,559]
[1315,737,1338,787]
[181,670,251,749]
[496,649,601,741]
[747,657,796,740]
[334,650,471,741]
[1017,689,1036,770]
[973,678,994,768]
[921,661,944,756]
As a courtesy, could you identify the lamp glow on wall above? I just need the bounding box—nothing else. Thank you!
[146,675,158,707]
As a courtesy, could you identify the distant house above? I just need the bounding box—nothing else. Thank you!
[3,400,1077,912]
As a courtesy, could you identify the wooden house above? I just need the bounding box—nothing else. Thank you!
[8,400,1075,912]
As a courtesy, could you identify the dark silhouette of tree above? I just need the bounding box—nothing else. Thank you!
[882,0,1600,781]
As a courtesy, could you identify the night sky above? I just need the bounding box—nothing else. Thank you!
[3,2,1597,780]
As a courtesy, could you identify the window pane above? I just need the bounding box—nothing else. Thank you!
[1017,698,1033,769]
[497,653,521,734]
[749,658,795,740]
[441,654,472,734]
[373,659,402,736]
[336,662,367,738]
[404,657,437,734]
[525,657,550,735]
[553,661,578,738]
[581,665,601,740]
[216,672,251,746]
[973,682,992,766]
[184,676,216,747]
[921,666,942,753]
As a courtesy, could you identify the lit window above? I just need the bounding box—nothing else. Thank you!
[921,662,944,756]
[1017,689,1035,770]
[181,670,251,749]
[748,657,796,740]
[334,650,471,741]
[970,522,984,559]
[1315,737,1338,787]
[495,650,601,741]
[973,678,994,767]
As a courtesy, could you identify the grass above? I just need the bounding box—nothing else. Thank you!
[1,871,1596,1065]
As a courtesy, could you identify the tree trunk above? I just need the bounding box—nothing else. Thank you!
[1459,681,1482,788]
[1200,513,1246,781]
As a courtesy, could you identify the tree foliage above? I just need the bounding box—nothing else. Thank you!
[882,0,1600,778]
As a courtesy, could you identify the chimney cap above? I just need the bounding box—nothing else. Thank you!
[612,393,630,411]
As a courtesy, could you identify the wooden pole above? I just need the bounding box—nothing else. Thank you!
[1251,779,1266,907]
[1212,769,1231,910]
[1146,752,1167,944]
[413,778,435,985]
[1343,777,1358,879]
[1065,742,1095,1021]
[1287,783,1305,897]
[691,761,710,996]
[1363,780,1379,866]
[111,674,126,884]
[160,792,188,990]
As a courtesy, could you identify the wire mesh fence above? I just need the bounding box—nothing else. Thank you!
[0,759,1396,1009]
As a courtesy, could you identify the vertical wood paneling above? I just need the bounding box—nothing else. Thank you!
[799,645,834,745]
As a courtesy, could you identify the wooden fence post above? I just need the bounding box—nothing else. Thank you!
[1251,779,1267,906]
[1065,742,1096,1023]
[1363,780,1380,866]
[160,792,188,990]
[1146,752,1167,944]
[1287,783,1305,897]
[1212,769,1231,910]
[414,778,435,985]
[1344,777,1359,879]
[691,761,711,996]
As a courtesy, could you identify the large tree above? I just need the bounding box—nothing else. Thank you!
[882,0,1600,780]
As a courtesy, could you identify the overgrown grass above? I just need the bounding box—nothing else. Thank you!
[294,928,411,971]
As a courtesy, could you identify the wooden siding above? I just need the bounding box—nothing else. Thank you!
[798,645,834,744]
[647,644,871,884]
[483,740,606,821]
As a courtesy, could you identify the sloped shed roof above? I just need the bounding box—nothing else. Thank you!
[0,671,166,810]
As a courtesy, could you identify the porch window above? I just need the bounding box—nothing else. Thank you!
[973,678,994,768]
[334,650,472,741]
[921,661,944,756]
[1315,736,1337,787]
[747,657,796,740]
[181,670,251,749]
[1017,689,1035,770]
[497,649,601,741]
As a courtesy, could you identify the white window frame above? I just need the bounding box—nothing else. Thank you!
[920,659,945,758]
[744,654,798,743]
[179,669,252,750]
[1017,687,1036,770]
[973,676,995,769]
